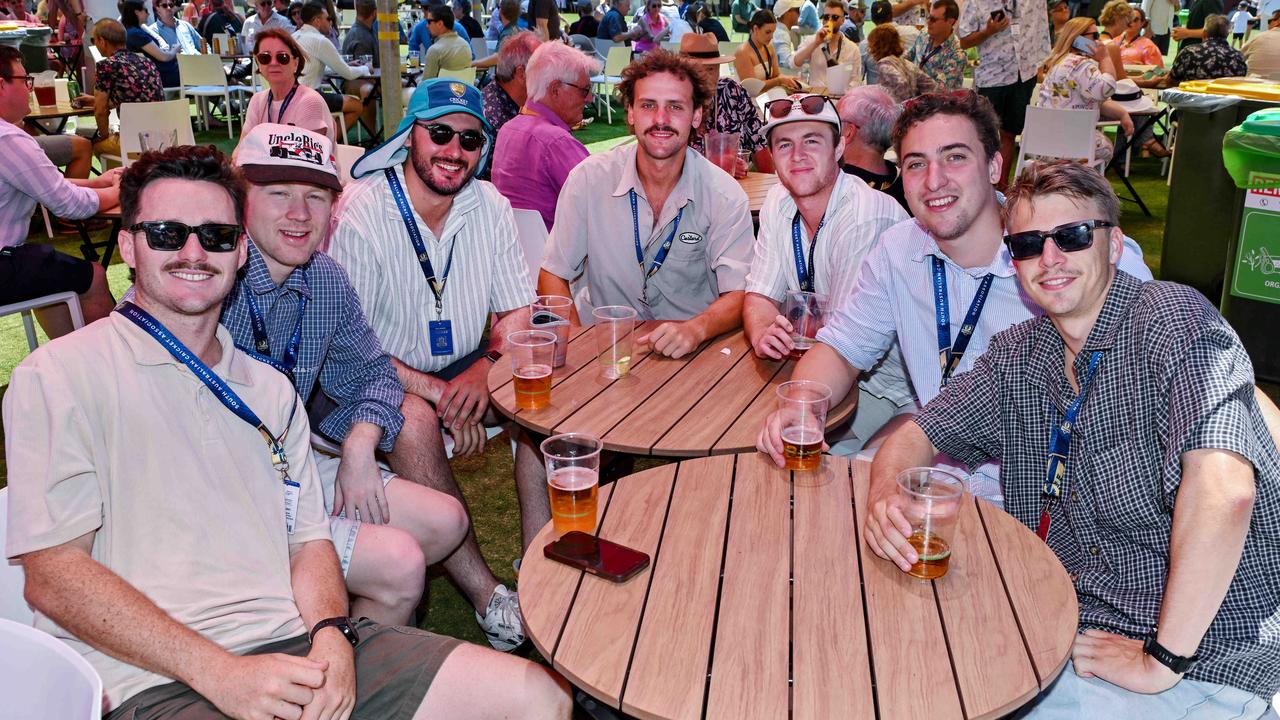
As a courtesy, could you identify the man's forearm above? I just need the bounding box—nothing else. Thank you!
[959,29,988,49]
[742,292,781,348]
[341,421,383,457]
[488,306,532,353]
[1155,448,1255,658]
[289,539,349,632]
[392,356,446,403]
[536,269,581,325]
[686,290,745,342]
[793,341,860,406]
[868,420,936,499]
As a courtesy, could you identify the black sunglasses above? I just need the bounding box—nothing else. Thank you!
[764,94,832,120]
[256,51,293,65]
[128,221,242,252]
[416,122,486,151]
[820,13,843,20]
[1082,30,1099,38]
[1004,219,1114,260]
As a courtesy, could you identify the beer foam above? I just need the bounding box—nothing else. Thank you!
[550,466,598,491]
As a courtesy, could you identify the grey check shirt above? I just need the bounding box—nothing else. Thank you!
[914,271,1280,699]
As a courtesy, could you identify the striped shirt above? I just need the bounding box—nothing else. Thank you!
[745,170,913,407]
[328,166,534,373]
[0,121,99,248]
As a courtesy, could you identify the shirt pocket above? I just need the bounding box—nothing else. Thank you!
[1078,441,1167,534]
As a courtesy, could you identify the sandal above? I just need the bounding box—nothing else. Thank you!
[1142,139,1171,158]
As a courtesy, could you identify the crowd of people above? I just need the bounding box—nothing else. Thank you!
[3,0,1280,717]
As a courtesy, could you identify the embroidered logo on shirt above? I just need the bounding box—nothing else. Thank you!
[678,232,703,245]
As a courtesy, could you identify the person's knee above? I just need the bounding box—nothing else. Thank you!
[525,665,573,720]
[369,530,427,607]
[69,134,92,158]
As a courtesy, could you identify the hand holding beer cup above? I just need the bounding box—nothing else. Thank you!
[866,467,964,578]
[751,313,795,360]
[783,291,825,360]
[775,380,831,471]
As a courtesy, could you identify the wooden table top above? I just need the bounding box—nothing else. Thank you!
[487,325,854,457]
[24,100,92,121]
[738,171,779,215]
[519,454,1078,720]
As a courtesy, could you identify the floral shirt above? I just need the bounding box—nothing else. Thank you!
[1169,38,1248,85]
[957,0,1051,87]
[94,49,164,109]
[1034,53,1116,161]
[691,77,767,155]
[482,80,521,136]
[905,33,968,89]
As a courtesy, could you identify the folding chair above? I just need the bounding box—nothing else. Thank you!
[0,617,104,720]
[115,98,196,167]
[470,36,490,60]
[512,208,548,284]
[590,44,630,124]
[178,53,254,138]
[0,292,84,353]
[0,489,33,625]
[1013,105,1104,180]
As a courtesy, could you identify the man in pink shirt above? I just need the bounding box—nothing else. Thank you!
[490,41,599,230]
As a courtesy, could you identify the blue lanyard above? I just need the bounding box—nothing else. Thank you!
[268,83,299,125]
[116,302,295,471]
[386,168,456,315]
[242,268,308,376]
[791,212,825,293]
[919,40,944,67]
[630,189,684,302]
[1037,350,1105,541]
[931,255,993,388]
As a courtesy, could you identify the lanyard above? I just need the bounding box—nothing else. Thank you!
[1037,350,1105,541]
[268,83,299,125]
[791,212,825,293]
[749,37,773,78]
[630,189,684,303]
[919,39,944,67]
[242,268,308,375]
[931,255,993,388]
[821,37,841,66]
[386,168,457,315]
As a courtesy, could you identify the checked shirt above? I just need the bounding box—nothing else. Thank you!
[914,271,1280,699]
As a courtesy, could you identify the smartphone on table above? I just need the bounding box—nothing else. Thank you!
[544,531,650,583]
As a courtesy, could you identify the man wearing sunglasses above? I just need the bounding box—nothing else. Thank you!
[330,79,538,653]
[239,0,291,50]
[149,0,203,55]
[540,50,755,360]
[863,160,1280,720]
[745,93,911,454]
[792,0,864,92]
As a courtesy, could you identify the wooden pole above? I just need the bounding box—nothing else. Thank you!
[376,0,404,135]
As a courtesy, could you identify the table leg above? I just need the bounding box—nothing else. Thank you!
[1107,111,1162,218]
[76,218,122,267]
[76,220,98,263]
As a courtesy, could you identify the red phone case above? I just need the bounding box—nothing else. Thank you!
[543,532,650,582]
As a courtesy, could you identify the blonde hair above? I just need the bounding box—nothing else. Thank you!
[1098,0,1134,30]
[1040,16,1095,75]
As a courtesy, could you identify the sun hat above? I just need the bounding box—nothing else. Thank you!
[679,31,734,63]
[235,123,342,192]
[761,93,843,139]
[1110,79,1155,113]
[350,78,494,180]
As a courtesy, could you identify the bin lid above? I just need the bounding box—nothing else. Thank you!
[1244,108,1280,137]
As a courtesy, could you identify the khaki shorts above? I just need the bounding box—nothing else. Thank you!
[105,619,462,720]
[312,449,396,577]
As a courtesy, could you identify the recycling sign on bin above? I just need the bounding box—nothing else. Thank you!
[1233,172,1280,305]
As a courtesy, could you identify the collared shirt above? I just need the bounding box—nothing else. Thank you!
[408,18,472,57]
[772,25,796,69]
[241,10,292,50]
[746,170,913,406]
[149,18,203,54]
[340,18,378,65]
[493,100,590,231]
[0,121,98,248]
[913,271,1280,700]
[3,313,329,711]
[859,24,919,84]
[1169,37,1249,85]
[792,33,864,91]
[798,0,820,31]
[543,143,755,321]
[597,7,626,39]
[957,0,1051,87]
[1244,28,1280,81]
[328,167,533,373]
[294,23,369,89]
[423,30,473,77]
[221,240,405,451]
[905,32,968,89]
[481,78,520,135]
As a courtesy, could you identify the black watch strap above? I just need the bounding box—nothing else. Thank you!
[309,617,359,647]
[1143,635,1198,674]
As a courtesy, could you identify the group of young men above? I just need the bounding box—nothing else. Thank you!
[4,42,1280,720]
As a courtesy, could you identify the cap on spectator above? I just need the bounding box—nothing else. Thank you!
[773,0,806,18]
[351,78,493,179]
[870,0,892,22]
[236,123,342,192]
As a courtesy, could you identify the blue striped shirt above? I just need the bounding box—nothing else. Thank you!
[220,240,405,451]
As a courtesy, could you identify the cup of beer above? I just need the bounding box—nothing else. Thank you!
[782,290,825,360]
[592,305,638,379]
[507,330,556,410]
[776,380,831,471]
[541,433,603,536]
[895,467,965,580]
[531,295,573,368]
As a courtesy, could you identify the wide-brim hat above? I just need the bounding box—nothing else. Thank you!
[679,31,733,63]
[236,123,342,192]
[351,78,494,180]
[1111,79,1155,113]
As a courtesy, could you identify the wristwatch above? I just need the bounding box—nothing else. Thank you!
[309,617,359,648]
[484,349,503,363]
[1143,634,1199,674]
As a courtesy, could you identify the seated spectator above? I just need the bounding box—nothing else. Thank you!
[1035,17,1132,164]
[0,47,116,338]
[492,41,598,229]
[734,9,802,95]
[1115,7,1165,67]
[339,0,376,64]
[31,133,94,184]
[684,32,774,172]
[241,28,335,141]
[294,0,369,138]
[197,0,244,43]
[597,0,642,41]
[769,0,802,69]
[241,0,293,50]
[288,0,303,28]
[408,0,473,56]
[1,0,38,22]
[796,0,820,35]
[689,2,730,40]
[633,0,672,52]
[422,3,472,77]
[481,30,539,135]
[121,0,180,88]
[861,0,919,84]
[4,143,574,720]
[732,0,758,34]
[1097,0,1133,41]
[841,1,866,42]
[568,0,600,37]
[868,24,936,102]
[75,18,164,159]
[905,0,966,89]
[453,0,485,39]
[494,0,530,47]
[1242,10,1280,80]
[836,84,907,212]
[150,0,203,55]
[793,0,863,93]
[1164,14,1247,86]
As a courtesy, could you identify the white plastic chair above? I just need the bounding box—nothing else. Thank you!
[0,292,84,352]
[512,208,548,284]
[115,98,196,167]
[589,44,630,124]
[1013,105,1104,180]
[0,488,35,624]
[0,618,103,720]
[334,143,365,186]
[178,53,254,138]
[438,66,477,84]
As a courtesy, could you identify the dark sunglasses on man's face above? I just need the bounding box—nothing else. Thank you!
[1003,219,1114,261]
[417,122,486,151]
[128,221,242,252]
[764,94,832,120]
[256,51,293,65]
[820,13,843,21]
[156,3,175,8]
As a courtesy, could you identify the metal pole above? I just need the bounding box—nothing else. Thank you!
[376,0,405,135]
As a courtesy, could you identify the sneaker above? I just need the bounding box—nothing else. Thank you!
[476,584,526,652]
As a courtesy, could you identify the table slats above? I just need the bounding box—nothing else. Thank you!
[652,352,783,456]
[711,361,795,454]
[623,454,735,720]
[554,465,678,704]
[704,454,792,720]
[487,323,596,393]
[791,457,876,718]
[852,462,965,719]
[554,352,693,441]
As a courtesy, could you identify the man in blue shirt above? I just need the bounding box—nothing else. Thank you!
[408,0,474,58]
[597,0,641,40]
[148,0,202,54]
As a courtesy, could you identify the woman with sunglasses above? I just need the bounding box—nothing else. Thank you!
[1117,7,1165,68]
[240,28,336,143]
[734,9,802,95]
[1035,16,1132,164]
[120,0,181,88]
[633,0,672,53]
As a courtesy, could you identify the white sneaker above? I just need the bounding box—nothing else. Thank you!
[476,584,526,652]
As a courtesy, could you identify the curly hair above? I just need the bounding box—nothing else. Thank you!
[253,27,306,79]
[890,90,1001,161]
[121,145,246,227]
[617,49,713,113]
[1097,0,1134,29]
[867,24,903,60]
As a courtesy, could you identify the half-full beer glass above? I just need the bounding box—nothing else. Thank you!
[776,380,831,471]
[507,330,556,410]
[541,433,603,536]
[896,467,965,580]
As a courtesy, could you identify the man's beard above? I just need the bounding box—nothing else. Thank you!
[411,151,476,196]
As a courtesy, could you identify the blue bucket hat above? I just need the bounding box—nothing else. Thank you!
[350,78,495,180]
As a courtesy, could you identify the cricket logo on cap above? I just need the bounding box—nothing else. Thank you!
[450,83,467,97]
[267,131,326,166]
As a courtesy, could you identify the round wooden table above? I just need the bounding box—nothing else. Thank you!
[518,453,1079,720]
[486,325,854,457]
[738,171,779,216]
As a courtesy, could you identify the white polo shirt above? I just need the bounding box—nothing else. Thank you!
[329,165,534,373]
